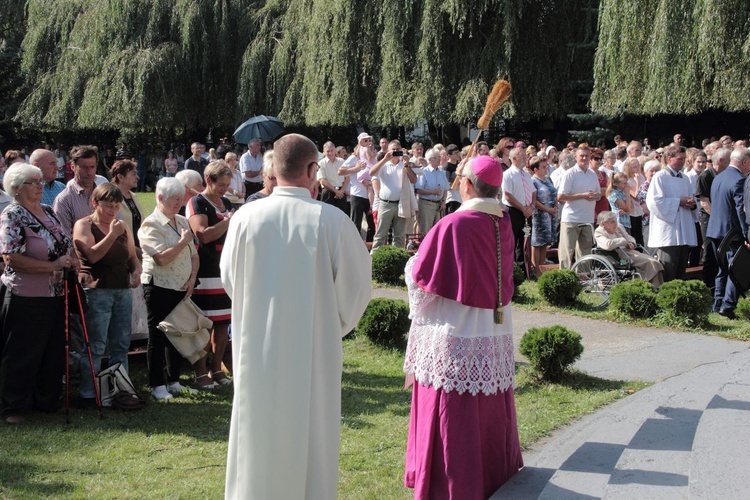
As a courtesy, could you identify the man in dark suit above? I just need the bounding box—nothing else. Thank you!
[706,148,750,318]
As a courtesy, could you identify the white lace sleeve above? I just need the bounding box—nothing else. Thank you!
[403,256,515,396]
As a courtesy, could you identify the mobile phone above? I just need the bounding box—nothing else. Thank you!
[392,151,404,157]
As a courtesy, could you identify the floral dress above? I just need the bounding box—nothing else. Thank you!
[607,188,631,229]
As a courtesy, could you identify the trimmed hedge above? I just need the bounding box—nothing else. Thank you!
[736,298,750,321]
[520,325,584,381]
[655,279,712,327]
[537,269,582,306]
[609,279,657,318]
[371,245,411,285]
[356,298,410,349]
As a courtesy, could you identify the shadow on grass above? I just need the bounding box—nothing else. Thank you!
[0,459,74,498]
[341,371,411,429]
[514,368,634,397]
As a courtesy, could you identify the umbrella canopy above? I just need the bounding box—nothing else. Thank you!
[233,115,285,144]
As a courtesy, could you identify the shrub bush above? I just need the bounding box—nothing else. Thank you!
[513,263,526,288]
[736,297,750,321]
[519,325,584,381]
[537,269,582,306]
[356,298,411,349]
[609,279,657,318]
[655,279,712,327]
[371,245,411,285]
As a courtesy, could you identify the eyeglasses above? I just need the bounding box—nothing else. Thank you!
[23,179,43,187]
[592,157,602,161]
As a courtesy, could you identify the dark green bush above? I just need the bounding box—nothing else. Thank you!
[371,245,411,285]
[537,269,582,306]
[655,279,712,327]
[519,325,584,381]
[356,298,410,349]
[513,263,526,288]
[609,279,657,318]
[736,298,750,321]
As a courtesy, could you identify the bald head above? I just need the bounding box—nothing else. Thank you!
[29,149,58,182]
[273,134,319,185]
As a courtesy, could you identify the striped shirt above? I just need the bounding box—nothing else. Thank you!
[53,180,94,236]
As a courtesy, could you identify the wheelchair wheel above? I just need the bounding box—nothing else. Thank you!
[571,255,618,309]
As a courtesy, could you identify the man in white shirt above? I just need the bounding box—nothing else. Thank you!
[240,138,263,196]
[646,145,698,281]
[557,145,600,268]
[317,141,348,212]
[221,133,371,500]
[415,149,449,235]
[370,140,417,251]
[502,147,536,271]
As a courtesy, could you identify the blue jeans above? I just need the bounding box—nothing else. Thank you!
[79,288,132,398]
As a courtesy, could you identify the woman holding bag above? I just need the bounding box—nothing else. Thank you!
[139,177,215,400]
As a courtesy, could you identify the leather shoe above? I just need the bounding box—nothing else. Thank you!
[719,308,737,320]
[4,415,24,425]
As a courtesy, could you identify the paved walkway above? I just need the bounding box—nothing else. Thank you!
[373,287,750,499]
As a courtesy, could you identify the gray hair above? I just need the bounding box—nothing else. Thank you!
[713,147,731,165]
[626,141,642,155]
[5,163,42,197]
[597,210,618,225]
[425,148,440,161]
[603,149,617,160]
[175,169,203,190]
[465,160,501,199]
[156,177,186,202]
[263,150,275,177]
[729,147,750,165]
[643,159,661,173]
[560,153,577,171]
[248,138,261,147]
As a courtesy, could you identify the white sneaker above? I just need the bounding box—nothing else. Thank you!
[151,385,173,401]
[167,382,198,396]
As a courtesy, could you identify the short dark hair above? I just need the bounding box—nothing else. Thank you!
[445,144,459,155]
[71,145,98,164]
[110,160,136,182]
[92,182,124,204]
[665,145,685,158]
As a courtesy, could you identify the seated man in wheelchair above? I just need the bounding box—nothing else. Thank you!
[595,211,665,288]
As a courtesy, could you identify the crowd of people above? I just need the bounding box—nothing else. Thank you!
[0,129,748,499]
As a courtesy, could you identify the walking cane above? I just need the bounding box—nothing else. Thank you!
[64,276,70,424]
[68,270,104,419]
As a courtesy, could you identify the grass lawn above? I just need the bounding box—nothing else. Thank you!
[134,192,156,218]
[0,335,646,499]
[514,280,750,341]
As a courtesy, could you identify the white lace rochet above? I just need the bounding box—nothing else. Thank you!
[403,257,515,396]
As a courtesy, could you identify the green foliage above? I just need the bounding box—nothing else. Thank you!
[609,279,657,318]
[513,263,526,288]
[371,245,410,285]
[655,279,712,328]
[356,298,410,350]
[520,325,584,381]
[592,0,750,116]
[736,297,750,321]
[537,269,582,307]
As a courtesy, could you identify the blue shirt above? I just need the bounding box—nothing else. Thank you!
[415,166,449,201]
[42,180,65,206]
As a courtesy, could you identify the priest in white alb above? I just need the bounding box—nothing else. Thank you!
[220,134,372,499]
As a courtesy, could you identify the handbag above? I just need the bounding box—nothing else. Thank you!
[97,362,146,410]
[717,228,750,297]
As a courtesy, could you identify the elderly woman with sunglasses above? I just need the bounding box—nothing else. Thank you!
[0,164,78,424]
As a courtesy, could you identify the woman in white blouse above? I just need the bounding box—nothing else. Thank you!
[139,178,214,400]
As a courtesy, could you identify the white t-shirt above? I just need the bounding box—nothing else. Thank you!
[558,165,599,224]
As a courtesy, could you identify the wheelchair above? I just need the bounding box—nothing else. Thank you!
[570,247,643,309]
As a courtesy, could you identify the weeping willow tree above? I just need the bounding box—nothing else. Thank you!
[17,0,253,131]
[591,0,750,116]
[239,0,586,127]
[17,0,587,131]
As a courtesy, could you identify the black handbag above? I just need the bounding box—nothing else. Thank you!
[717,228,750,297]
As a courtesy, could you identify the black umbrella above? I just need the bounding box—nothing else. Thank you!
[233,115,285,144]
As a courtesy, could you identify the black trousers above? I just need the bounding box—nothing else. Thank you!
[508,207,527,267]
[351,195,375,242]
[321,188,348,213]
[699,213,717,291]
[143,284,185,387]
[0,292,65,416]
[245,181,263,197]
[630,215,644,247]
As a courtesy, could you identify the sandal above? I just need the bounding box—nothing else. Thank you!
[195,373,219,390]
[212,371,232,386]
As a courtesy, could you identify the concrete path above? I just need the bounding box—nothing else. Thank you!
[373,287,750,498]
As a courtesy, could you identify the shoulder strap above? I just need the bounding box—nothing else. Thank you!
[717,227,742,273]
